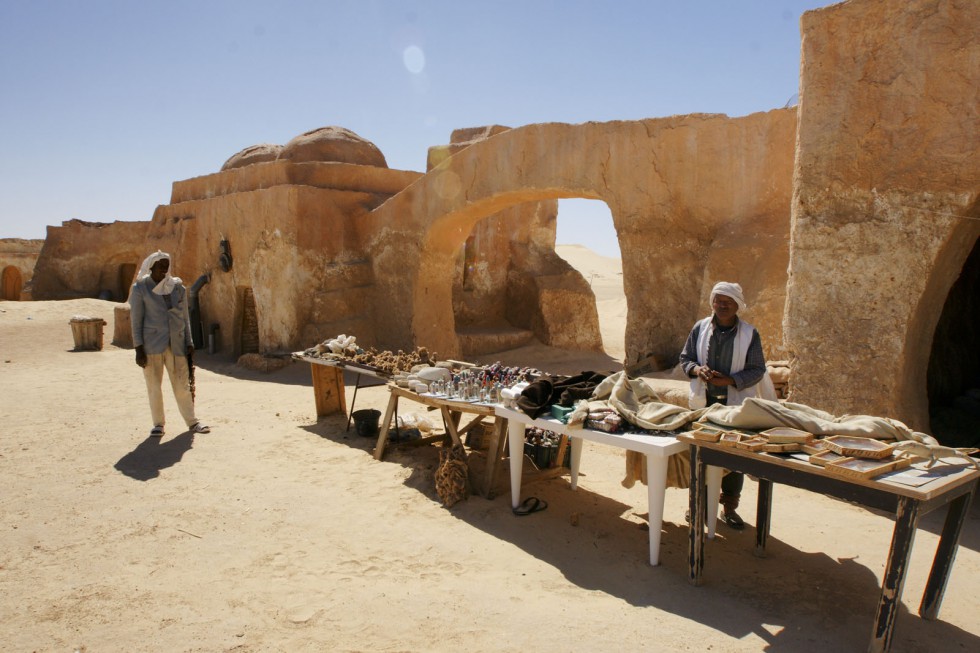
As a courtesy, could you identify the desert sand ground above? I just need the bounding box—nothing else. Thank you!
[1,248,978,652]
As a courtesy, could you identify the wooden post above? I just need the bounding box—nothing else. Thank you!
[310,363,346,418]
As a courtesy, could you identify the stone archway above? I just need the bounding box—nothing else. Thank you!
[1,266,22,300]
[364,112,796,361]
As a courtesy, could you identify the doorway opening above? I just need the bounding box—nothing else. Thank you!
[927,236,980,447]
[240,288,260,355]
[118,263,136,301]
[1,266,23,300]
[555,198,625,361]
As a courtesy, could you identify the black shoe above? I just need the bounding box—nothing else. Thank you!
[722,508,745,531]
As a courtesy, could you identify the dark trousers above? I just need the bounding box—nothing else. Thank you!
[707,394,743,505]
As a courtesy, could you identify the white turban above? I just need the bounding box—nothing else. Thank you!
[136,250,182,296]
[710,281,747,312]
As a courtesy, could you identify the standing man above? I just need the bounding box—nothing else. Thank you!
[130,250,210,438]
[679,281,775,529]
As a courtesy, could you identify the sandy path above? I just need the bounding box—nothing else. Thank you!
[1,299,977,652]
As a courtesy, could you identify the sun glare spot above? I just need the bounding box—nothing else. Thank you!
[403,45,426,74]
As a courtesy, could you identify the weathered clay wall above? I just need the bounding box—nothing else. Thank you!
[366,110,797,362]
[785,0,980,430]
[0,238,44,300]
[142,181,395,357]
[31,220,150,301]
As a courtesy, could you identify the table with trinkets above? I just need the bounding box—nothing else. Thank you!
[681,434,980,653]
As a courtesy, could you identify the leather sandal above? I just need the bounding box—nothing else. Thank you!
[722,508,745,531]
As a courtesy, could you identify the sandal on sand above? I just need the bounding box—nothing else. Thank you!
[513,496,548,516]
[722,508,745,531]
[191,422,210,434]
[150,426,165,438]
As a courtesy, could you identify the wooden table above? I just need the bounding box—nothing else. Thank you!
[497,405,687,566]
[682,435,980,653]
[292,354,391,430]
[375,385,508,499]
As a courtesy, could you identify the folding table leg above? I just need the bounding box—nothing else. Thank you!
[688,444,707,586]
[373,393,399,461]
[920,485,975,619]
[754,478,773,557]
[870,496,920,653]
[345,373,363,432]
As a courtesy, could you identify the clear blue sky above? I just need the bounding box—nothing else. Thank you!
[0,0,828,256]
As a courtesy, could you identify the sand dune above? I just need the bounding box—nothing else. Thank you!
[556,243,627,361]
[1,294,978,652]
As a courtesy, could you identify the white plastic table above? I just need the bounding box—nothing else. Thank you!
[496,405,693,566]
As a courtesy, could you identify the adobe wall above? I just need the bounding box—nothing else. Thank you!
[31,220,150,301]
[0,238,44,300]
[366,110,797,362]
[140,160,421,356]
[785,0,980,430]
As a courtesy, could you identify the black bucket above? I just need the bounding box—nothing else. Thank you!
[351,409,381,437]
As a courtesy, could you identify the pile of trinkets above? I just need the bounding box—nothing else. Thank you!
[427,362,542,404]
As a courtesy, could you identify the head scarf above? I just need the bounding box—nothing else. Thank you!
[710,281,747,312]
[136,250,182,295]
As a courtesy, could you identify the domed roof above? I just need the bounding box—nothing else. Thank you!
[279,126,387,168]
[221,143,283,171]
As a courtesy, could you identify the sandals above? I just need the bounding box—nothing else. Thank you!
[191,422,211,434]
[150,425,165,438]
[723,508,745,531]
[512,496,548,516]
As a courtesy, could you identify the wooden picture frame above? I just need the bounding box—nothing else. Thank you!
[689,428,723,443]
[809,450,847,467]
[718,432,743,446]
[760,427,814,444]
[762,442,802,453]
[824,435,895,459]
[801,440,830,455]
[824,455,912,480]
[734,437,767,452]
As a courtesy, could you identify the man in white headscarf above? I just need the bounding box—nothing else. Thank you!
[129,251,210,438]
[679,281,775,529]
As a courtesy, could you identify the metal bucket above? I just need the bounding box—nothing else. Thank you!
[351,409,381,437]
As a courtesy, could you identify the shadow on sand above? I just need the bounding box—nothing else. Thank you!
[114,431,195,481]
[300,415,979,652]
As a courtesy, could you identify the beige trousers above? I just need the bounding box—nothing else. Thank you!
[143,347,197,428]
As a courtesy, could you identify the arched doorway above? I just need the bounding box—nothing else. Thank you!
[1,266,23,300]
[927,235,980,447]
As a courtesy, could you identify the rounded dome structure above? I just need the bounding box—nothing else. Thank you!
[221,143,283,171]
[279,126,387,168]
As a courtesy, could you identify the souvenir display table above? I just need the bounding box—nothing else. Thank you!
[375,384,508,499]
[496,405,690,566]
[681,434,980,653]
[292,353,391,430]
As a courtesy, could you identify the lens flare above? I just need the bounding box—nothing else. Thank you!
[403,45,425,74]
